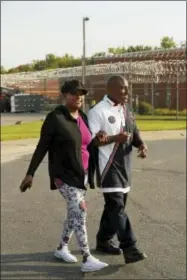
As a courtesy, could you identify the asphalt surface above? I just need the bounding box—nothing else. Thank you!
[1,113,46,126]
[1,140,186,279]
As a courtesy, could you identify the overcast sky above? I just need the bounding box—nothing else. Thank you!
[1,1,186,69]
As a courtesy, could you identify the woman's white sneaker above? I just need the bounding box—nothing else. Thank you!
[54,245,78,263]
[81,255,108,272]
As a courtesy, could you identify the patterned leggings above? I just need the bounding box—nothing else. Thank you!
[55,179,90,256]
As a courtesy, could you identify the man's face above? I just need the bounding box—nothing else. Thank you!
[108,78,129,104]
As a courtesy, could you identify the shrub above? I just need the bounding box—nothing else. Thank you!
[179,109,187,116]
[138,102,152,115]
[154,108,175,116]
[154,108,187,116]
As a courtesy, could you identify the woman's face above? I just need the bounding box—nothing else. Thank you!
[64,90,84,110]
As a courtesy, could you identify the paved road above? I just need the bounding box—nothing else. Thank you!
[1,113,46,126]
[1,140,186,279]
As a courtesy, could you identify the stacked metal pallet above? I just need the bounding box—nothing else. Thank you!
[10,93,45,113]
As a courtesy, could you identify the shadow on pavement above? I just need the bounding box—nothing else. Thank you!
[1,252,122,279]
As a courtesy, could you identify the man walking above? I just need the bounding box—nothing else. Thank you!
[88,75,148,264]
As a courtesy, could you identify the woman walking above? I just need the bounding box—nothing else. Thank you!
[19,80,108,272]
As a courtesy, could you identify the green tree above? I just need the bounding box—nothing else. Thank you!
[180,41,186,48]
[7,63,34,73]
[92,52,106,57]
[45,53,56,63]
[17,64,33,72]
[108,47,126,54]
[143,45,153,51]
[127,45,153,52]
[160,36,176,49]
[45,53,61,69]
[126,46,136,53]
[1,66,7,74]
[33,60,47,71]
[108,45,153,54]
[8,68,19,74]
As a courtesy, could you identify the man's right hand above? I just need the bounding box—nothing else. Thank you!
[19,175,33,193]
[96,131,108,143]
[115,132,131,144]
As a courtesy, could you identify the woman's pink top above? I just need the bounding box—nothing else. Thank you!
[77,116,92,171]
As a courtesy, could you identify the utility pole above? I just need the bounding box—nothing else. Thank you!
[82,17,89,112]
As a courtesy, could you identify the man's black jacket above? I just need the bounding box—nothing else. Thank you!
[26,105,95,190]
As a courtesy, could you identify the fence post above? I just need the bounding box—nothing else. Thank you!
[176,61,179,120]
[44,78,48,98]
[151,82,154,115]
[129,59,133,109]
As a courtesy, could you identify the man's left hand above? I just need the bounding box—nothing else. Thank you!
[137,143,148,158]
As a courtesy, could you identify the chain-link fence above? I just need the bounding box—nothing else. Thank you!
[1,58,186,117]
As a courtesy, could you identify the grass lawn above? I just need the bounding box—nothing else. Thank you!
[1,119,186,141]
[1,121,43,141]
[137,120,186,131]
[135,115,186,120]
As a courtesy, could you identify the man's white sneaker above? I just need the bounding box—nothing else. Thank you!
[54,245,78,263]
[81,255,108,272]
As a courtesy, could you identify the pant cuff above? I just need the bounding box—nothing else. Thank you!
[119,241,137,250]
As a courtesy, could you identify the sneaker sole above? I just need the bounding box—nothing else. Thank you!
[81,264,108,272]
[54,251,78,263]
[96,247,121,255]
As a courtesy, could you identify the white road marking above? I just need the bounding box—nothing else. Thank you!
[152,160,164,165]
[132,169,141,172]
